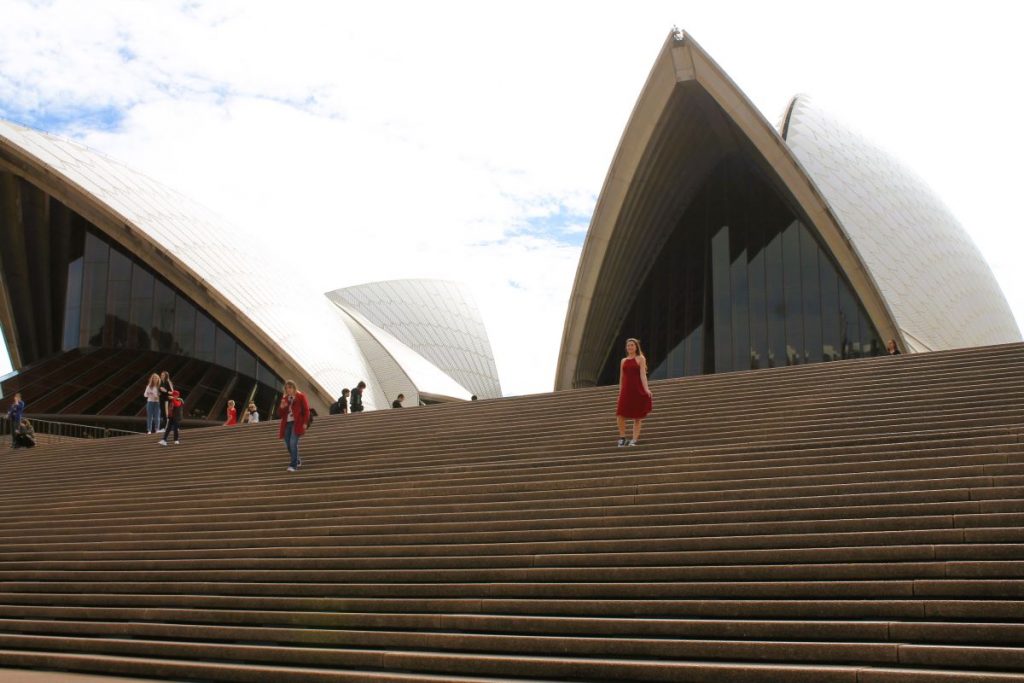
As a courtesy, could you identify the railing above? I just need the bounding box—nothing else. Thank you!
[1,416,142,445]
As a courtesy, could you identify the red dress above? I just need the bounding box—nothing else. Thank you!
[616,357,652,419]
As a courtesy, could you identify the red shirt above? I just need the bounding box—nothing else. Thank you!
[224,406,237,426]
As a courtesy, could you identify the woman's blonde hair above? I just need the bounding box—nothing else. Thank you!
[148,373,160,387]
[284,380,298,391]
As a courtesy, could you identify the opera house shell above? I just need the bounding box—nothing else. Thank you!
[0,120,500,423]
[556,32,1020,390]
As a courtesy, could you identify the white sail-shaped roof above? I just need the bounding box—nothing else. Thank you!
[782,96,1020,351]
[327,279,502,399]
[0,119,385,410]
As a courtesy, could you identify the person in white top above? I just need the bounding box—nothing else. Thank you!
[242,402,260,424]
[143,374,161,434]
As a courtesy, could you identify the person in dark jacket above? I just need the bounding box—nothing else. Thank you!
[6,393,25,448]
[158,390,184,446]
[158,371,174,429]
[350,381,366,413]
[13,418,35,449]
[278,380,310,472]
[329,388,349,415]
[392,394,404,409]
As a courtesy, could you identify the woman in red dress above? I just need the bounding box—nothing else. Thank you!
[224,400,237,426]
[616,337,652,447]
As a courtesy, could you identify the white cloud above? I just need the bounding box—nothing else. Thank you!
[2,0,1023,394]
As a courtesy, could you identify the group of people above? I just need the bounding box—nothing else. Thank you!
[222,400,260,426]
[6,334,905,463]
[142,371,186,446]
[328,381,367,415]
[144,370,262,447]
[5,392,34,449]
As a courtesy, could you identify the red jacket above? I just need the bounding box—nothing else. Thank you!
[277,391,310,439]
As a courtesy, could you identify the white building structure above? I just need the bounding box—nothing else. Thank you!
[0,120,500,417]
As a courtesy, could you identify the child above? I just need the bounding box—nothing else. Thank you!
[158,390,184,446]
[224,400,237,426]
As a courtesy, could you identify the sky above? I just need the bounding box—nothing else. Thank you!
[1,0,1022,396]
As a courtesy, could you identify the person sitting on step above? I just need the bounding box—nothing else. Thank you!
[13,418,35,449]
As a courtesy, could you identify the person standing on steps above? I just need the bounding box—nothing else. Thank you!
[350,381,366,413]
[224,400,238,426]
[615,338,652,447]
[143,374,161,434]
[6,392,25,448]
[158,370,174,429]
[242,402,260,424]
[278,379,310,472]
[330,389,349,415]
[158,390,184,446]
[886,339,901,355]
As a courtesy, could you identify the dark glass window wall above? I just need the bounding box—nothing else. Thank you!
[599,155,881,385]
[60,227,283,414]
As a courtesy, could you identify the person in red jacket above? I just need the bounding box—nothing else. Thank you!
[224,400,238,426]
[278,380,310,472]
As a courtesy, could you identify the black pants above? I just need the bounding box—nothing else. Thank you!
[163,418,180,442]
[13,434,34,448]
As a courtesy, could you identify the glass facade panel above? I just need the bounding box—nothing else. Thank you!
[236,345,257,379]
[838,280,860,358]
[215,327,236,369]
[820,257,841,362]
[172,298,195,357]
[81,232,108,347]
[106,249,132,348]
[799,224,823,363]
[153,280,177,353]
[128,264,154,350]
[194,311,215,362]
[781,221,803,365]
[710,225,731,373]
[62,257,83,351]
[747,217,767,370]
[599,154,883,385]
[763,227,786,368]
[729,217,749,372]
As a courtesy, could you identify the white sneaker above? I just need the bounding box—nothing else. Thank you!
[158,440,167,446]
[627,439,638,447]
[287,466,297,472]
[616,437,626,447]
[174,441,180,445]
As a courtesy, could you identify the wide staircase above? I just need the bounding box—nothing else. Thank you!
[0,344,1023,682]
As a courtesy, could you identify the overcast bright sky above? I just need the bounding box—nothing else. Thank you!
[1,0,1022,396]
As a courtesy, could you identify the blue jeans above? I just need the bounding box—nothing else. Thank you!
[146,401,161,433]
[284,422,301,468]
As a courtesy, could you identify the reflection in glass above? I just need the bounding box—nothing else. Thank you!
[62,258,83,351]
[599,154,882,385]
[195,312,215,362]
